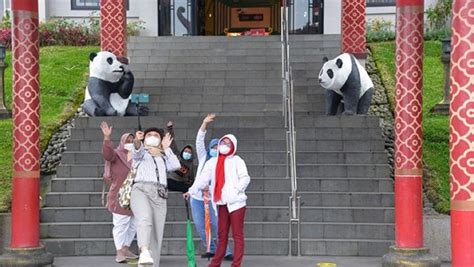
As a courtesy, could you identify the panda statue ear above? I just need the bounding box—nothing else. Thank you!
[89,52,98,62]
[336,58,343,68]
[322,56,328,63]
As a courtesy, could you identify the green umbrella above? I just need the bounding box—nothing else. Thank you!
[185,199,197,267]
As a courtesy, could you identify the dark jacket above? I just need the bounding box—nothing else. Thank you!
[167,126,196,184]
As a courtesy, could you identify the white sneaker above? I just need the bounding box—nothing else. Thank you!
[138,250,154,265]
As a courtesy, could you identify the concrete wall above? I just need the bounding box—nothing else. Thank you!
[367,0,440,30]
[324,0,341,34]
[424,215,451,262]
[0,213,11,254]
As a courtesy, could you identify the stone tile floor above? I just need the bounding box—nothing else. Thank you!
[53,255,451,267]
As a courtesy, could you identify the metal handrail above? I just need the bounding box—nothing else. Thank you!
[281,2,301,257]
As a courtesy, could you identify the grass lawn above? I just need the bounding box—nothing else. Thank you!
[370,41,450,213]
[0,46,99,212]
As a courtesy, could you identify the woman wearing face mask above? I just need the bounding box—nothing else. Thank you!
[100,121,138,263]
[188,114,233,260]
[166,121,197,192]
[130,127,180,266]
[184,134,250,267]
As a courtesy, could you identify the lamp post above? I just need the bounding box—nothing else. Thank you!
[0,43,10,119]
[431,38,451,114]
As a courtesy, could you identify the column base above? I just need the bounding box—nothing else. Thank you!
[0,246,54,267]
[430,103,449,115]
[0,109,11,119]
[382,246,441,267]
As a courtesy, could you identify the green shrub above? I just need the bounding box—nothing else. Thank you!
[426,0,452,30]
[367,18,395,43]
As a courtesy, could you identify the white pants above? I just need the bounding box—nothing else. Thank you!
[112,213,137,250]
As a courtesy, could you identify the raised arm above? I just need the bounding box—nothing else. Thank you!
[167,121,180,155]
[102,140,117,162]
[133,130,145,160]
[100,121,116,162]
[196,114,216,164]
[161,132,181,171]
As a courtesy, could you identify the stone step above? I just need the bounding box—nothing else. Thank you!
[44,191,394,208]
[129,47,341,57]
[73,116,382,131]
[41,237,391,257]
[66,139,286,152]
[65,139,385,153]
[129,53,340,65]
[61,151,387,165]
[130,62,329,72]
[133,77,319,88]
[40,221,393,240]
[55,163,390,178]
[49,177,393,194]
[134,70,282,80]
[133,87,324,98]
[69,127,382,142]
[41,206,393,223]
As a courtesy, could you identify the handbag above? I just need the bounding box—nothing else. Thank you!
[118,158,142,209]
[152,157,169,199]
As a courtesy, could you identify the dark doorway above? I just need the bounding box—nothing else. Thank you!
[158,0,199,36]
[288,0,324,34]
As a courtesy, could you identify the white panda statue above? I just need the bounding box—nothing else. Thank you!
[83,51,148,117]
[318,53,374,115]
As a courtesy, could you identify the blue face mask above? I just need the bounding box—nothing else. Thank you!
[209,149,218,157]
[182,152,192,160]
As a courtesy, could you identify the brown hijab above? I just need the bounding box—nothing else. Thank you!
[103,133,133,180]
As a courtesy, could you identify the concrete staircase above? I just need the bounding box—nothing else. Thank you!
[40,35,394,257]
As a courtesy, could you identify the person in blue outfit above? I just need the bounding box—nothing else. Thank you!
[188,114,233,260]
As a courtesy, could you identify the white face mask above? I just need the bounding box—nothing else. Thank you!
[124,143,134,151]
[219,145,231,155]
[145,136,161,147]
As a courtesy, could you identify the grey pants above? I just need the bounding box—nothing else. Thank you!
[130,183,167,267]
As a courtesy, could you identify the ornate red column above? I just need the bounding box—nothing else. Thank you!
[341,0,367,59]
[100,0,127,57]
[382,1,440,265]
[449,0,474,266]
[0,0,53,265]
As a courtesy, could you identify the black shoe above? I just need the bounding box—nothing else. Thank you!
[224,254,234,261]
[201,252,215,259]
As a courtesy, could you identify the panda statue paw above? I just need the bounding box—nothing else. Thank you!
[137,106,149,116]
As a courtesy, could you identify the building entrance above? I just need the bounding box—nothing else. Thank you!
[158,0,323,36]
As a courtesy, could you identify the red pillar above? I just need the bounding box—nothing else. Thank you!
[100,0,127,57]
[393,0,425,248]
[449,0,474,266]
[10,0,41,249]
[341,0,367,58]
[382,1,440,266]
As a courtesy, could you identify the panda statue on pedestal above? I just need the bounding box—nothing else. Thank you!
[318,53,374,115]
[83,51,148,117]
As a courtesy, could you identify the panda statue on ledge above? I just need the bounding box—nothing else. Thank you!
[318,53,374,115]
[83,51,148,117]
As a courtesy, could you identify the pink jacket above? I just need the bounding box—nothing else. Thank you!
[102,133,133,216]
